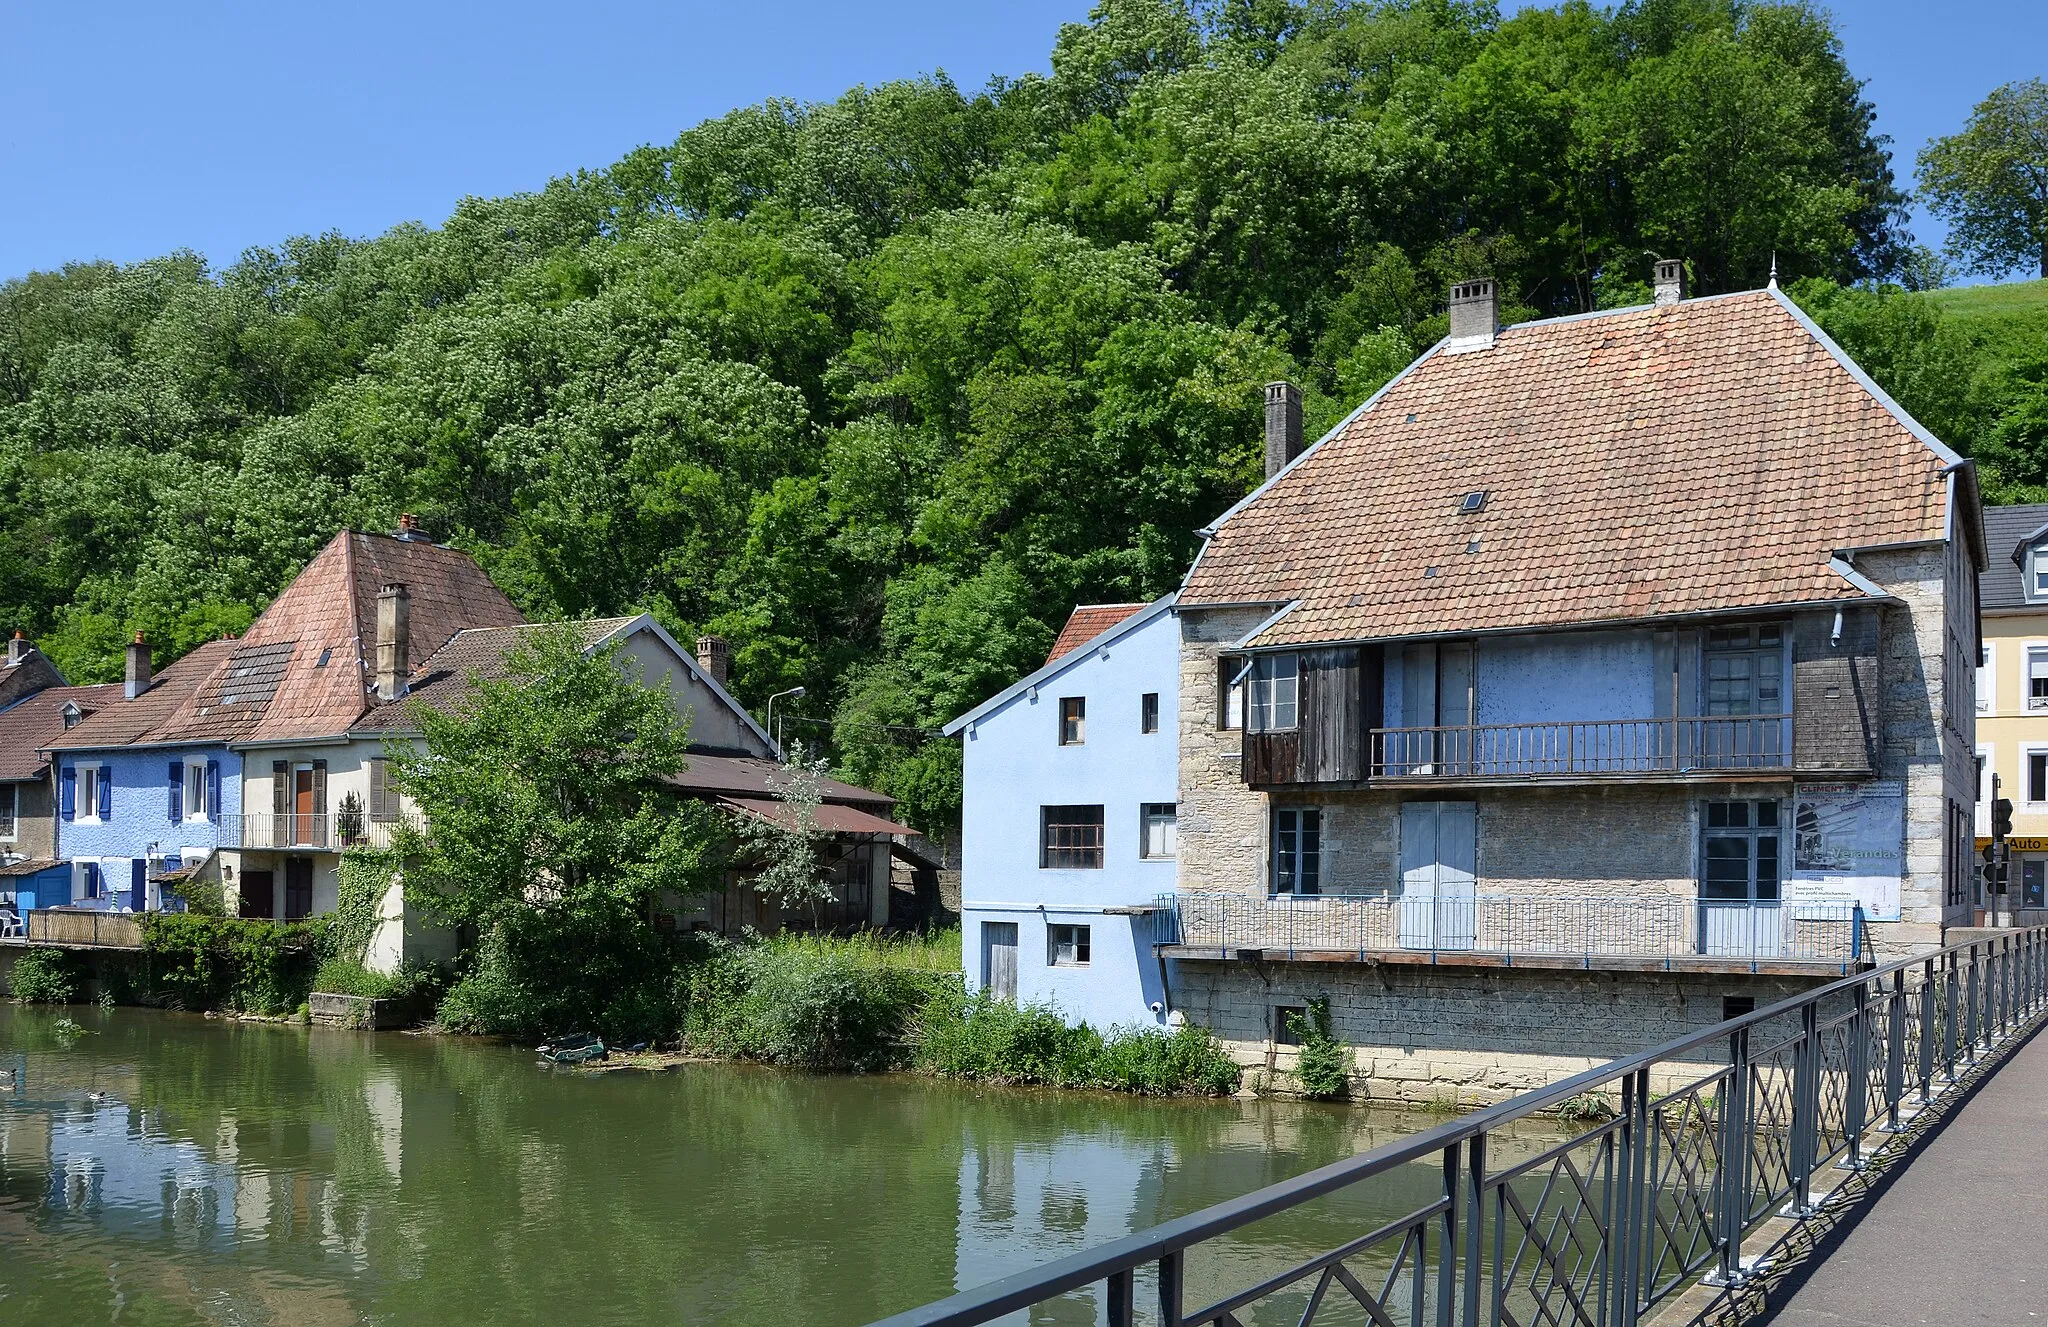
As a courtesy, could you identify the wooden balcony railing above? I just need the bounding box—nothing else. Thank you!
[1371,714,1793,780]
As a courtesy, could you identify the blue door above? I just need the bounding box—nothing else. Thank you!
[129,859,147,912]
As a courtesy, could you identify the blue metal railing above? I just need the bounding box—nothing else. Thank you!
[869,925,2048,1327]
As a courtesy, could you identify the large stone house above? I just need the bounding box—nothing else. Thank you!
[1162,268,1983,1097]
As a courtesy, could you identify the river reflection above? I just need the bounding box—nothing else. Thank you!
[0,1005,1573,1326]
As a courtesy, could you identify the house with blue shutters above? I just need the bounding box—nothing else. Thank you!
[943,596,1181,1029]
[42,635,242,910]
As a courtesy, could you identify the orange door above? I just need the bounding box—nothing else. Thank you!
[295,767,315,845]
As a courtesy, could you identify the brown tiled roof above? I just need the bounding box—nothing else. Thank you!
[1181,290,1965,648]
[718,796,912,836]
[350,619,632,732]
[1046,604,1148,665]
[663,754,896,811]
[2,683,124,776]
[120,531,529,745]
[41,642,234,753]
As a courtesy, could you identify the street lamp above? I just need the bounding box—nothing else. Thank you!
[765,686,806,757]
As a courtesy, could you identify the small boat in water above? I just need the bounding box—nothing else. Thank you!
[537,1033,606,1065]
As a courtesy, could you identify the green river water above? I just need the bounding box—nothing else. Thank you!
[0,1004,1575,1326]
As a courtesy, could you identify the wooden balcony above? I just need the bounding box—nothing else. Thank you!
[1368,715,1798,786]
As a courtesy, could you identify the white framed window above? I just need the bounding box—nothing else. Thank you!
[2031,550,2048,602]
[2028,644,2048,711]
[0,783,15,841]
[2024,746,2048,806]
[1248,654,1300,732]
[1140,803,1177,859]
[183,763,208,822]
[1218,656,1246,730]
[1046,923,1091,967]
[1979,642,1995,715]
[1058,696,1085,745]
[76,764,104,823]
[1978,744,1995,838]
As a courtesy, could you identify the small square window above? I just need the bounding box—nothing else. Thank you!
[1141,803,1177,859]
[1058,697,1085,745]
[1141,692,1159,734]
[1459,490,1487,514]
[1721,996,1756,1022]
[1047,923,1091,967]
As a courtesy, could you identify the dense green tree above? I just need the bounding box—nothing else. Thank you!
[1918,78,2048,280]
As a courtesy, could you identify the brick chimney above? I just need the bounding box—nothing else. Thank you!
[1264,382,1304,480]
[395,512,428,542]
[1653,258,1684,306]
[695,634,730,685]
[125,631,152,699]
[375,583,411,701]
[7,631,28,667]
[1447,278,1498,352]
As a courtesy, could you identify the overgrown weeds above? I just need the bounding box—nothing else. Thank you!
[683,930,953,1070]
[913,989,1241,1096]
[10,948,81,1003]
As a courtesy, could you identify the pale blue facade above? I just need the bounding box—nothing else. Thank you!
[945,598,1181,1030]
[55,746,240,909]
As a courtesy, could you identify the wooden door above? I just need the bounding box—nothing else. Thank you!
[294,767,316,847]
[240,869,275,920]
[285,858,313,921]
[982,921,1018,1001]
[1398,801,1477,950]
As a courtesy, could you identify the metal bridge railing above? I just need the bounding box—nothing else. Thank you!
[869,926,2048,1327]
[1162,892,1866,967]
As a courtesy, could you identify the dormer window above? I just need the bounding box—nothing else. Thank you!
[2032,547,2048,601]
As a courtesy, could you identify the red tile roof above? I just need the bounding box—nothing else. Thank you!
[1046,604,1149,665]
[1181,290,1965,648]
[3,683,124,776]
[350,619,633,732]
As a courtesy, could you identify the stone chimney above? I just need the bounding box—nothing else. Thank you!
[1446,278,1498,353]
[125,631,152,699]
[696,634,731,685]
[1264,381,1304,480]
[1653,258,1684,306]
[395,512,428,542]
[7,631,28,667]
[375,583,411,701]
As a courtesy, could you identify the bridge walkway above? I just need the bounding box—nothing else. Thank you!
[1767,1026,2048,1326]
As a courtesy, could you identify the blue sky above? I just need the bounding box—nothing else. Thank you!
[1,1,2041,284]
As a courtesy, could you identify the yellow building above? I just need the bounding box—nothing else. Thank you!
[1976,503,2048,909]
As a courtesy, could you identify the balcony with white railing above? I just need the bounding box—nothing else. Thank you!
[1369,714,1794,783]
[222,811,420,852]
[1158,891,1869,973]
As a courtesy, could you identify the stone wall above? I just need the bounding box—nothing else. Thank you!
[1173,958,1829,1103]
[1177,605,1272,895]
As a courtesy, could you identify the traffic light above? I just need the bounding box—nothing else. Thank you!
[1994,797,2015,840]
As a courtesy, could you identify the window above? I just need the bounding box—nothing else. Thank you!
[1704,799,1781,907]
[1248,654,1300,732]
[2028,749,2048,804]
[76,765,104,822]
[1721,996,1757,1022]
[0,784,15,841]
[1217,656,1246,729]
[1272,807,1322,895]
[1273,1004,1309,1046]
[2026,859,2047,910]
[1058,697,1086,745]
[1047,923,1091,967]
[1140,692,1160,734]
[1141,803,1177,859]
[1704,625,1784,715]
[1980,643,1996,715]
[182,763,208,822]
[2033,550,2048,601]
[1040,805,1105,869]
[2029,646,2048,711]
[1977,752,1987,804]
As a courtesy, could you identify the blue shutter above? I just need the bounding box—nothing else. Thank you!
[60,768,75,822]
[169,760,184,821]
[97,766,112,819]
[130,859,146,912]
[205,760,221,823]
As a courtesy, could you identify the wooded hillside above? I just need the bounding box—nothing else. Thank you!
[4,0,2042,833]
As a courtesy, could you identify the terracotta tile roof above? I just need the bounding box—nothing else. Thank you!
[41,641,238,754]
[663,754,896,810]
[1181,290,1963,649]
[118,531,529,746]
[1046,604,1149,664]
[1,683,124,777]
[350,619,633,732]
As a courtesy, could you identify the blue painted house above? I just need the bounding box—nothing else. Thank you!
[943,596,1181,1029]
[41,635,243,910]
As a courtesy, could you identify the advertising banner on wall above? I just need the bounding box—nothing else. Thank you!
[1786,781,1905,921]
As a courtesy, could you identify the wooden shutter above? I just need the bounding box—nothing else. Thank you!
[60,767,75,822]
[272,760,289,813]
[369,758,394,823]
[205,760,221,823]
[96,767,111,819]
[169,760,184,821]
[312,760,328,814]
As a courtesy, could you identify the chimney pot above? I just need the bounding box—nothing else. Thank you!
[375,583,412,701]
[7,631,26,667]
[125,631,152,700]
[1653,258,1684,306]
[1447,279,1498,352]
[396,512,426,542]
[695,634,731,686]
[1263,381,1304,480]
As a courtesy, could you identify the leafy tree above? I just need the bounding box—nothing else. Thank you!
[389,625,718,1037]
[1918,78,2048,279]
